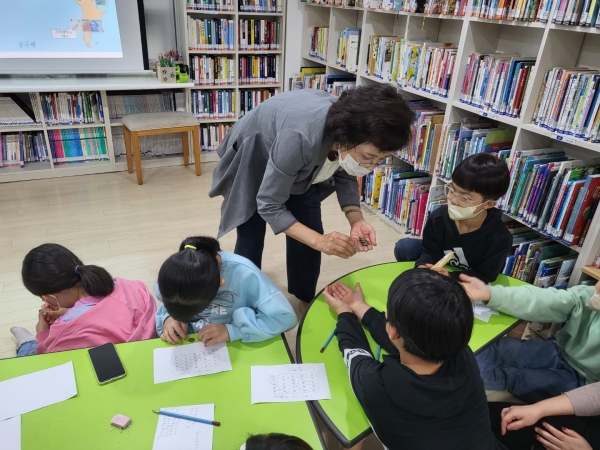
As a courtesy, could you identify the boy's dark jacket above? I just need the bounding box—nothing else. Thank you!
[415,205,512,283]
[337,308,506,450]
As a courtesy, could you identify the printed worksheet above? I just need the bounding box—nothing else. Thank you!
[153,342,232,384]
[0,416,20,450]
[0,362,77,421]
[251,363,331,404]
[473,302,499,323]
[152,404,214,450]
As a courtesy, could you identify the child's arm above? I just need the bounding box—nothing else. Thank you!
[415,215,444,268]
[360,308,400,357]
[226,291,297,342]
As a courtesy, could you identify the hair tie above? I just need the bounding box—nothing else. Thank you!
[184,245,197,250]
[75,265,80,274]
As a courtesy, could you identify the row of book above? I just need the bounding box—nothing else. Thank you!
[315,0,466,15]
[239,89,280,116]
[187,18,235,51]
[308,27,329,62]
[335,28,360,73]
[200,123,233,152]
[396,100,444,173]
[239,0,283,12]
[239,55,280,85]
[48,128,108,164]
[552,0,600,27]
[106,92,184,120]
[471,0,546,22]
[532,68,600,142]
[111,128,184,159]
[0,95,41,127]
[0,132,49,167]
[498,150,600,247]
[360,164,433,237]
[186,0,235,11]
[503,228,578,288]
[435,117,514,180]
[189,55,235,86]
[291,69,357,96]
[191,90,236,119]
[460,54,535,119]
[239,20,281,50]
[40,92,105,126]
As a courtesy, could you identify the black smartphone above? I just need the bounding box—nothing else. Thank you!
[88,342,126,384]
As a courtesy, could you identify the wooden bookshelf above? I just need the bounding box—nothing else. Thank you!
[582,265,600,281]
[299,1,600,286]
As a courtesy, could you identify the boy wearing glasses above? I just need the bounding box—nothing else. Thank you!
[394,153,512,283]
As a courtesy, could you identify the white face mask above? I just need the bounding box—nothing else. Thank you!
[589,293,600,312]
[338,150,372,177]
[447,202,486,221]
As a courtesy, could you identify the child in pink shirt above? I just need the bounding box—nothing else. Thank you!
[11,244,157,356]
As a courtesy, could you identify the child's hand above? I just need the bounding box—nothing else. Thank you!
[44,307,68,326]
[535,423,593,450]
[459,274,492,302]
[35,309,50,333]
[425,264,450,277]
[323,285,353,315]
[500,404,543,434]
[161,317,188,345]
[197,324,230,347]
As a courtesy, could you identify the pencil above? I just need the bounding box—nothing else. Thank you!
[320,328,336,353]
[432,251,455,269]
[375,345,381,361]
[152,410,220,427]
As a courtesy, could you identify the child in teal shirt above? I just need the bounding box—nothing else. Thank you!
[155,236,297,345]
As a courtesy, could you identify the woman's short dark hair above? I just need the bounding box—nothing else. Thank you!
[324,84,414,153]
[387,269,473,363]
[22,244,114,298]
[157,236,222,323]
[452,153,510,200]
[245,433,313,450]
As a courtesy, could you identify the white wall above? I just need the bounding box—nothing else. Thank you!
[143,0,178,65]
[284,0,304,90]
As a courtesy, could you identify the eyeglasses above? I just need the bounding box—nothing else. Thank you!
[351,147,386,168]
[444,184,475,207]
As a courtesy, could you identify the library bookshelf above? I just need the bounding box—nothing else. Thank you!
[299,1,600,286]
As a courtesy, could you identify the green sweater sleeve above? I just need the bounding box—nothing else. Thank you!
[488,284,594,323]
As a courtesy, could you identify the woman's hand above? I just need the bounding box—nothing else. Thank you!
[425,263,450,277]
[161,317,188,345]
[36,310,50,333]
[315,232,357,259]
[536,423,593,450]
[501,404,543,434]
[350,219,377,252]
[459,273,492,301]
[198,324,230,347]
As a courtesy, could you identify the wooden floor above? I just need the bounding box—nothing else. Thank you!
[0,163,515,449]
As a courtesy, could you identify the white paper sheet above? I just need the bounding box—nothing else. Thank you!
[473,302,499,323]
[153,342,232,384]
[0,362,77,422]
[0,416,21,450]
[251,363,331,404]
[152,404,215,450]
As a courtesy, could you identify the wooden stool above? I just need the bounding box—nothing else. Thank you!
[121,112,201,185]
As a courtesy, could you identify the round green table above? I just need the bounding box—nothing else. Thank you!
[296,262,526,448]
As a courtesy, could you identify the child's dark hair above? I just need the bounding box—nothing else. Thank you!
[452,153,510,200]
[387,269,473,363]
[157,236,222,323]
[325,84,414,153]
[245,433,313,450]
[22,244,114,297]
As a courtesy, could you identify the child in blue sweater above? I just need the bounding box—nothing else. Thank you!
[155,236,297,345]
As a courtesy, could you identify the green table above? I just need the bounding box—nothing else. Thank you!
[297,262,526,448]
[0,335,325,450]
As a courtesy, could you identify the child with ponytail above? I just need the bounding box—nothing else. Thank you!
[155,236,297,345]
[11,243,157,356]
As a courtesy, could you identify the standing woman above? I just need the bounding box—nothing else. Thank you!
[209,85,414,312]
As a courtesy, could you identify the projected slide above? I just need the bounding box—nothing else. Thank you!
[0,0,123,58]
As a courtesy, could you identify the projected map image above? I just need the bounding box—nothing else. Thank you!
[0,0,123,58]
